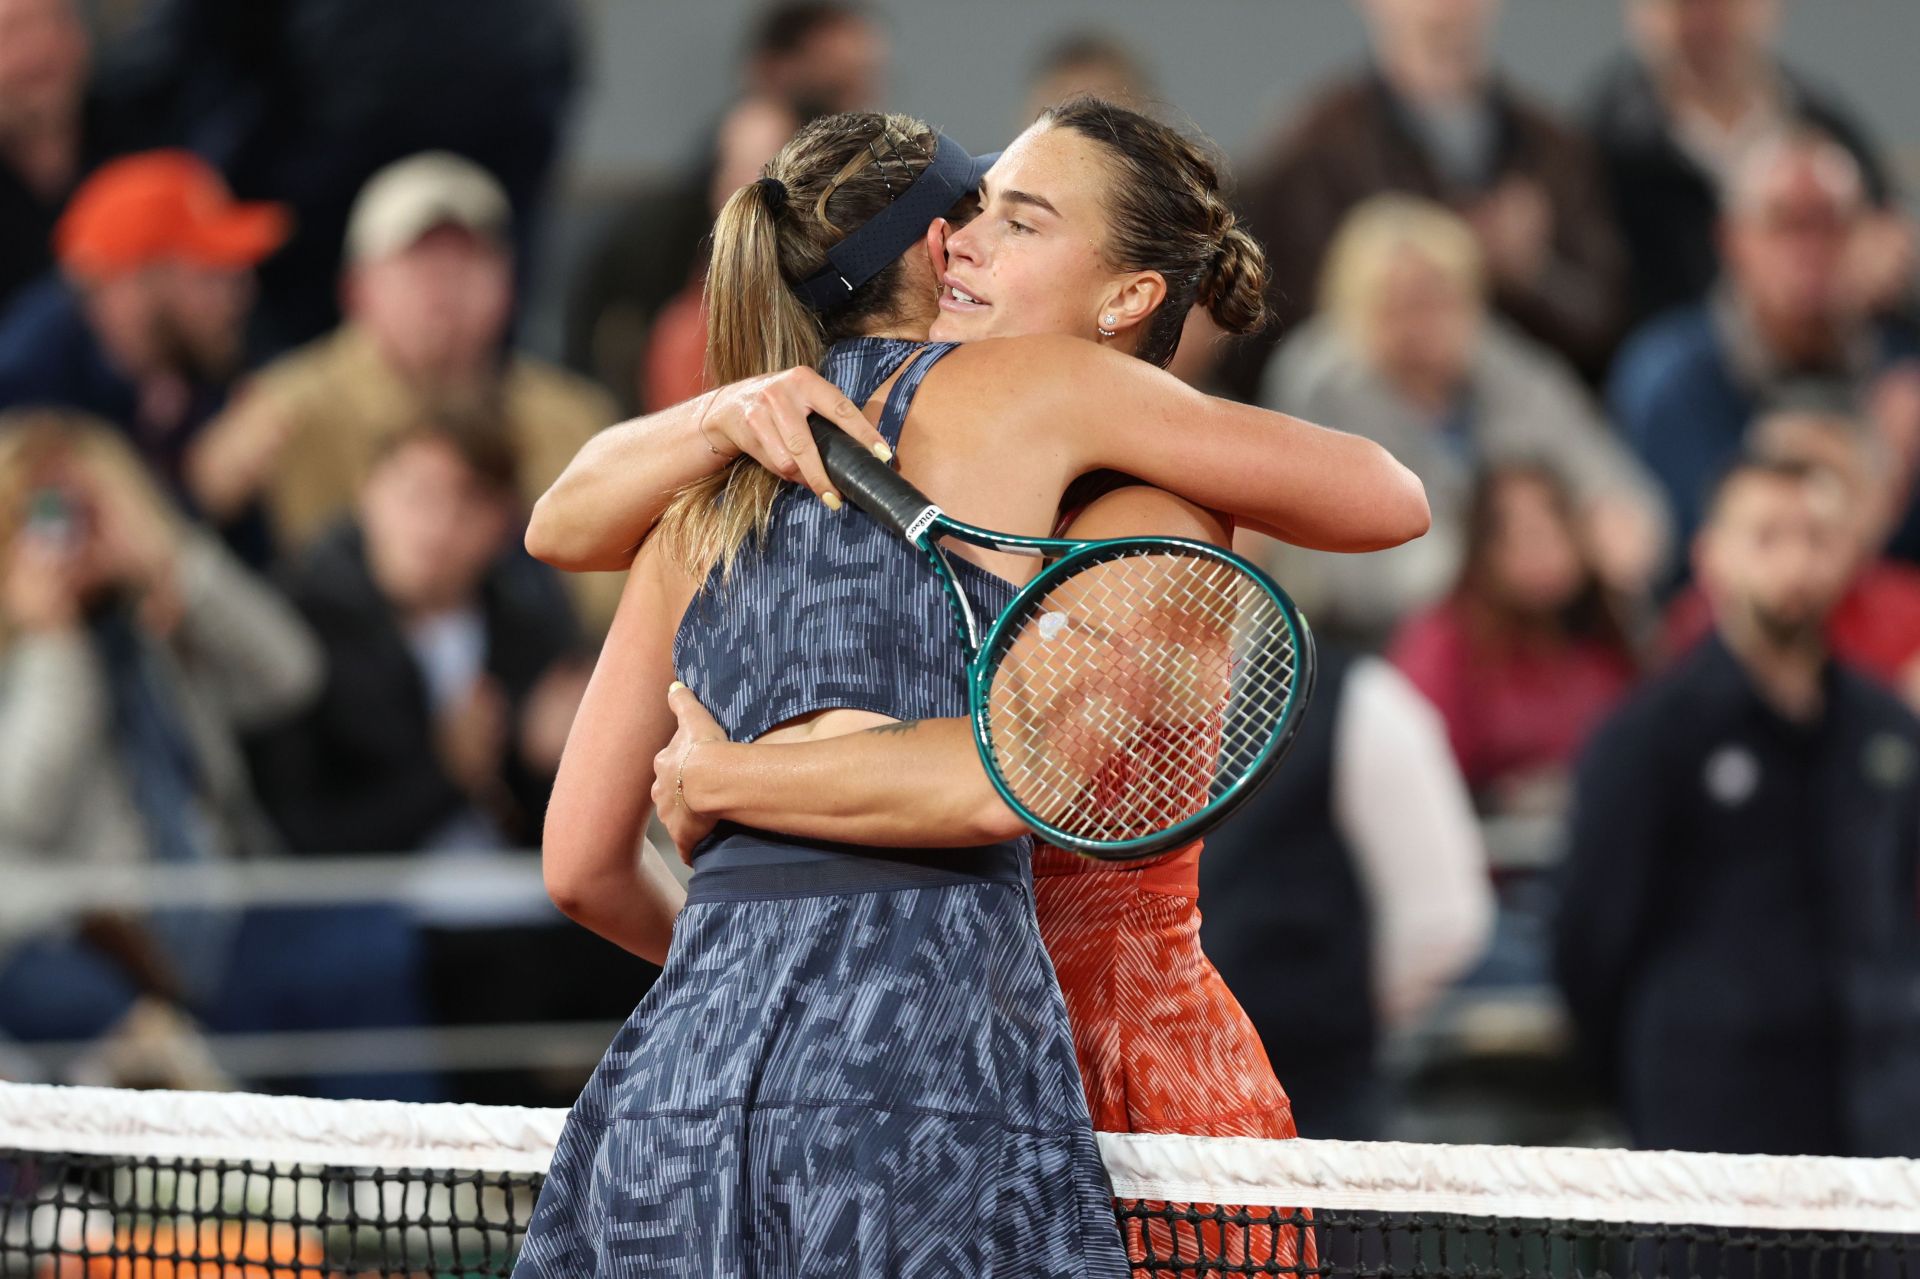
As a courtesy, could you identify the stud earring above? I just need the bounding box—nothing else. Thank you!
[1098,313,1117,338]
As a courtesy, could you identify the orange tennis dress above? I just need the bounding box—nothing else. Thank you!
[1034,840,1309,1270]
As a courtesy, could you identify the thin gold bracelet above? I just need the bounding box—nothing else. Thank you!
[673,740,699,809]
[694,392,727,457]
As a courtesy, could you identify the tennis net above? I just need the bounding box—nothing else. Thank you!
[4,1081,1918,1278]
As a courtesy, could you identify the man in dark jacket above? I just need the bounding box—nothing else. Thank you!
[1586,0,1913,329]
[249,411,583,855]
[1555,455,1920,1156]
[247,411,660,1102]
[1608,131,1920,563]
[0,0,164,314]
[1227,0,1625,397]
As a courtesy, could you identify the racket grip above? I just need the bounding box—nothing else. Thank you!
[808,413,942,541]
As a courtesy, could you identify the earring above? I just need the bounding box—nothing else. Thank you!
[1098,313,1117,338]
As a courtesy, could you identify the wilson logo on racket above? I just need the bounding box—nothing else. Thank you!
[903,504,944,543]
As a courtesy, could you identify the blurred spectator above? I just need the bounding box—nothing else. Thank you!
[1587,0,1913,329]
[1555,455,1920,1156]
[1610,130,1920,561]
[1664,409,1920,706]
[1023,33,1154,122]
[1202,639,1494,1139]
[637,96,804,413]
[0,0,161,314]
[0,150,284,517]
[739,0,887,116]
[100,0,582,358]
[1228,0,1625,398]
[186,153,621,631]
[243,411,635,1105]
[564,2,883,413]
[1259,196,1666,643]
[0,409,437,1102]
[1391,464,1644,815]
[246,412,585,858]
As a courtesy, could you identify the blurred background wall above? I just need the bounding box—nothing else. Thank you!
[565,0,1920,196]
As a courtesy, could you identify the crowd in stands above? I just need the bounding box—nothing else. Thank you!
[0,0,1917,1159]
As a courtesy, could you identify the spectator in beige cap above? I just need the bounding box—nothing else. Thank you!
[186,151,621,631]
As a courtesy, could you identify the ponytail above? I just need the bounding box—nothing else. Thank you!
[656,111,941,582]
[657,178,825,582]
[705,178,826,388]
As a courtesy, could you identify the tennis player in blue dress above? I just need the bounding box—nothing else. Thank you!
[514,109,1426,1278]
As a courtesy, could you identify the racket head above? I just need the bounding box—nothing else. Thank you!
[970,537,1316,861]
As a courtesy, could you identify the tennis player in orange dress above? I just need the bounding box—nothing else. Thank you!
[1024,481,1305,1271]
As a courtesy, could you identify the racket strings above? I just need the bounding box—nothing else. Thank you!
[983,552,1298,845]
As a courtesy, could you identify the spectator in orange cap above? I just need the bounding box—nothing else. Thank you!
[0,149,287,548]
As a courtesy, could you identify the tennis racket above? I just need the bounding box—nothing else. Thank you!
[810,414,1316,861]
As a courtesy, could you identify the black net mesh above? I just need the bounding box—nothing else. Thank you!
[1114,1201,1917,1279]
[5,1085,1917,1279]
[2,1150,541,1277]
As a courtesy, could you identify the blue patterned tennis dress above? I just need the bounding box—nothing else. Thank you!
[513,339,1130,1279]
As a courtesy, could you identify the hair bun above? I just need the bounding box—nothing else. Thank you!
[1200,223,1269,335]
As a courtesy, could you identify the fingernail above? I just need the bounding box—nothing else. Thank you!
[870,442,894,462]
[669,680,686,693]
[822,490,843,511]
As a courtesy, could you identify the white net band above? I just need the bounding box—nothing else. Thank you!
[0,1083,564,1175]
[5,1084,1920,1233]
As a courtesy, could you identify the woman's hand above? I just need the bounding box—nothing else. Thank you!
[84,467,185,635]
[701,367,894,508]
[651,680,730,863]
[186,387,301,521]
[2,535,86,633]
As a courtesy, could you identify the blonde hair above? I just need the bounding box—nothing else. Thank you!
[657,111,945,582]
[0,408,184,645]
[1318,194,1484,350]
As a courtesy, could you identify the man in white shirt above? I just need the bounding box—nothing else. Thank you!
[1200,642,1494,1138]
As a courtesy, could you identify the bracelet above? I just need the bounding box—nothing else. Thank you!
[694,393,727,457]
[673,740,701,809]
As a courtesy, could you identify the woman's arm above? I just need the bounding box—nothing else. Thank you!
[531,332,1428,572]
[0,630,111,851]
[667,487,1232,856]
[526,369,889,572]
[540,539,695,964]
[963,335,1430,553]
[170,531,324,729]
[678,717,1024,853]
